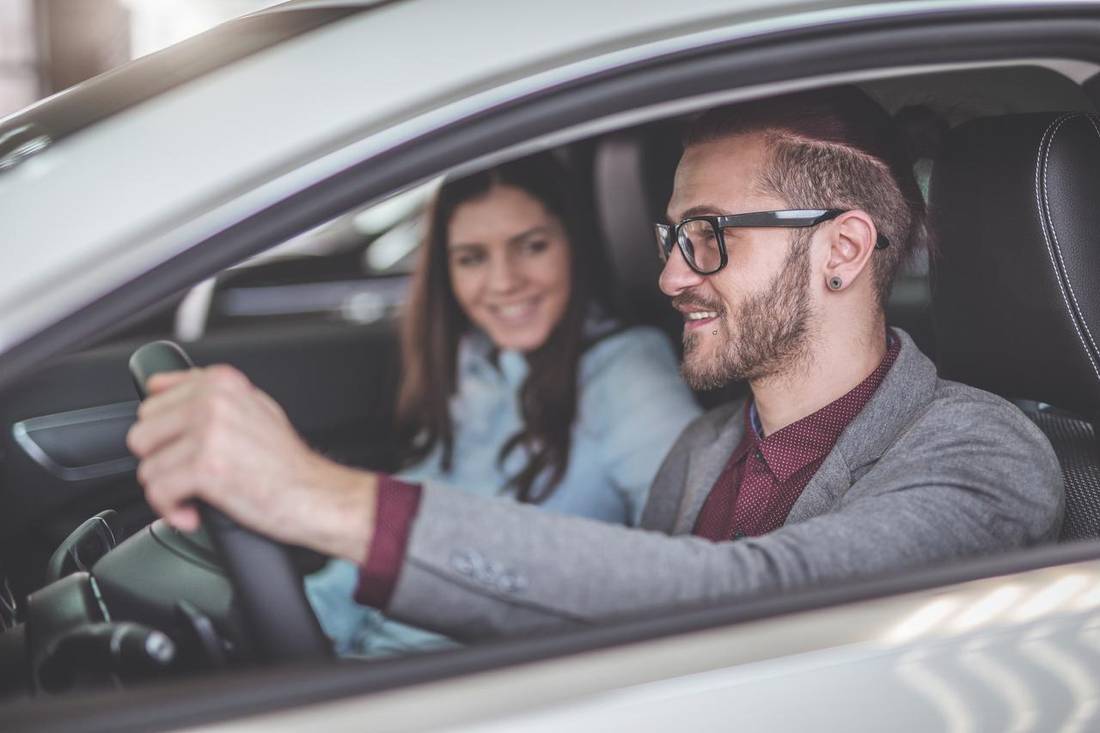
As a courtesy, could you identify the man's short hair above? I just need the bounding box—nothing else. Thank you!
[685,86,929,308]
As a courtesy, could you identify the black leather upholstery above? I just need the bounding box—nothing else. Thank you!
[1021,402,1100,541]
[932,112,1100,417]
[931,112,1100,541]
[593,123,683,344]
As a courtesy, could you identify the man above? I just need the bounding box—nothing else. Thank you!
[128,87,1063,638]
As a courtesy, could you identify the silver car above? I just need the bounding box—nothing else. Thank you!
[2,1,1100,730]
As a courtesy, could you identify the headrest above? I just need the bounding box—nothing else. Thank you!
[931,112,1100,417]
[593,123,683,337]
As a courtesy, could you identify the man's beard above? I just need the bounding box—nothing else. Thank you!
[677,242,812,390]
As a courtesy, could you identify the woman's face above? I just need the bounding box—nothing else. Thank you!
[447,184,573,353]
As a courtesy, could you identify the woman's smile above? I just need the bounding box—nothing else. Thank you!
[485,296,546,327]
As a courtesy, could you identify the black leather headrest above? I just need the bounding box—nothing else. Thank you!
[931,112,1100,417]
[593,123,683,337]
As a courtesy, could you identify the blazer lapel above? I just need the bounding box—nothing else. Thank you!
[787,328,939,523]
[784,449,852,523]
[673,401,747,534]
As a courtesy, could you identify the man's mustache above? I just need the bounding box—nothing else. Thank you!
[671,293,725,315]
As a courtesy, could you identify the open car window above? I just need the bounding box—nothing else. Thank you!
[173,180,437,341]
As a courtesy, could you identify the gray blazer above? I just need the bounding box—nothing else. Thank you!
[386,330,1065,640]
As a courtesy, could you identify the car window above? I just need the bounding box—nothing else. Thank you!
[131,180,436,343]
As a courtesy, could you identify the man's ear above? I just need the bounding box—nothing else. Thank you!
[822,210,877,292]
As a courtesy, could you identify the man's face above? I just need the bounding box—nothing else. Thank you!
[660,132,815,389]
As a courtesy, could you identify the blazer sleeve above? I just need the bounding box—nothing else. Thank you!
[383,394,1063,641]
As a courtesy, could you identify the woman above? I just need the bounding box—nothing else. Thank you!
[308,153,700,656]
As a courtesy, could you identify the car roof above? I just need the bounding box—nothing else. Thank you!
[0,0,1072,357]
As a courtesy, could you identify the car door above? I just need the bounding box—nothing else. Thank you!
[0,214,413,604]
[8,1,1100,731]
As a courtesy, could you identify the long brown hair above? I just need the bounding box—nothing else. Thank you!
[396,153,618,503]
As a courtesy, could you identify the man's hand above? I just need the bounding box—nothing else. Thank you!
[126,365,376,565]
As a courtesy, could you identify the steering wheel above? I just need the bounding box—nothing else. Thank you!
[129,341,331,664]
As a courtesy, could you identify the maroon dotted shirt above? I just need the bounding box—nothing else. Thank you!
[693,333,900,541]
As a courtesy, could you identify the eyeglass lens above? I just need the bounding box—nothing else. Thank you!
[680,220,721,272]
[654,220,722,273]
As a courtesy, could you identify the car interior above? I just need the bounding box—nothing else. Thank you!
[3,59,1100,704]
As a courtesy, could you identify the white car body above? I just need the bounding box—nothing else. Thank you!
[3,0,1100,730]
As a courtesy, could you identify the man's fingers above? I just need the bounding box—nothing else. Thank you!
[146,369,199,395]
[253,388,289,423]
[135,435,196,487]
[141,366,252,421]
[141,466,203,526]
[136,374,200,425]
[131,370,253,458]
[165,505,201,533]
[127,405,191,458]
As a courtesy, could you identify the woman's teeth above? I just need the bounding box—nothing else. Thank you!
[493,299,539,322]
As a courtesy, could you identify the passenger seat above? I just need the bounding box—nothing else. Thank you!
[592,122,746,408]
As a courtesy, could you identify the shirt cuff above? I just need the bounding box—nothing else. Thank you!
[354,474,422,610]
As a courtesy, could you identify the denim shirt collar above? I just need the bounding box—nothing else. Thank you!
[457,330,529,389]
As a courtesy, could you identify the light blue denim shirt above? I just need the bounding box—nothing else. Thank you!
[307,324,701,656]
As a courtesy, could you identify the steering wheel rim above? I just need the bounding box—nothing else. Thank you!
[129,340,331,664]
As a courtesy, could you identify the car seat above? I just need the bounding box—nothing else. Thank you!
[592,122,684,347]
[931,111,1100,542]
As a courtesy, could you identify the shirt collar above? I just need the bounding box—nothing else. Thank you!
[458,331,528,388]
[749,330,901,482]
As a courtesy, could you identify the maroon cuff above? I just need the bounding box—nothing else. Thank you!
[354,474,422,610]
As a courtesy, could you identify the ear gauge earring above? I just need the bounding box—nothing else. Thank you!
[828,276,844,291]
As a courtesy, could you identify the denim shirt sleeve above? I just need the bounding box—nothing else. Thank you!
[577,327,702,525]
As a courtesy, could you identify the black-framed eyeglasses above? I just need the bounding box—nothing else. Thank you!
[654,209,890,275]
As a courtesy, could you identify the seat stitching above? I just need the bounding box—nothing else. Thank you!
[1048,113,1100,358]
[1040,113,1100,380]
[1035,113,1100,384]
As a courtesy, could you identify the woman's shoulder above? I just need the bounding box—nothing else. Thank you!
[579,324,681,385]
[576,323,700,439]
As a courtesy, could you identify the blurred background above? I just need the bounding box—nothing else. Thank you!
[0,0,429,341]
[0,0,283,118]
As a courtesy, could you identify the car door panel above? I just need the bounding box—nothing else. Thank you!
[0,319,401,594]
